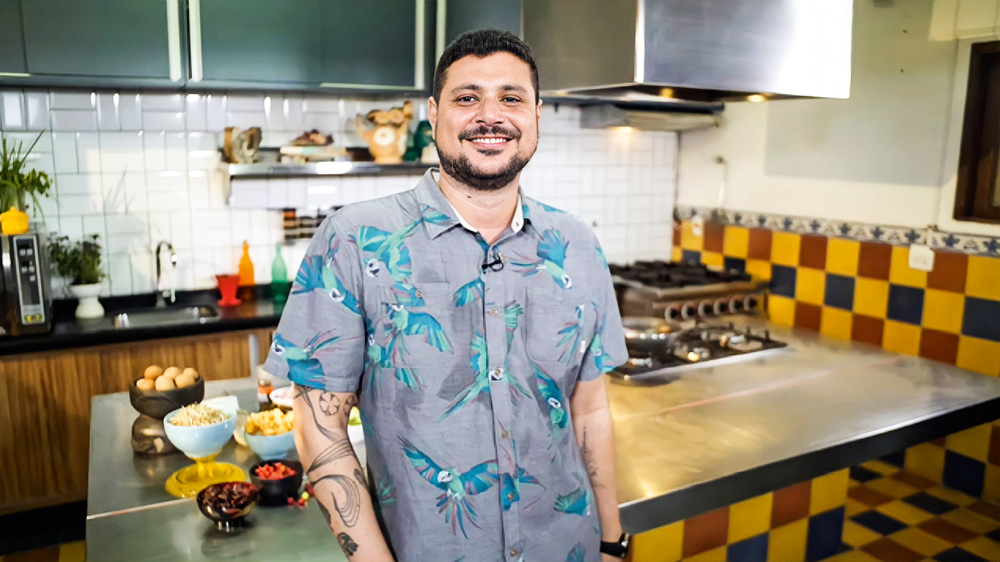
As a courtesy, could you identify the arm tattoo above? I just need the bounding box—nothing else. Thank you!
[306,436,354,475]
[317,500,334,527]
[343,394,358,423]
[313,474,362,527]
[319,392,341,416]
[300,388,342,442]
[337,532,359,556]
[354,468,368,489]
[581,428,600,487]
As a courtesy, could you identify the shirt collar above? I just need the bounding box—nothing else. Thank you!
[415,168,534,239]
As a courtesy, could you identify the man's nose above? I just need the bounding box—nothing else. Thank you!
[475,98,505,126]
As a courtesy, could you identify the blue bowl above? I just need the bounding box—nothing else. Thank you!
[163,407,237,459]
[245,430,295,460]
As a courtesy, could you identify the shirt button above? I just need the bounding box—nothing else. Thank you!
[502,429,509,439]
[490,308,499,316]
[415,290,423,298]
[509,548,518,557]
[507,492,515,501]
[490,368,504,381]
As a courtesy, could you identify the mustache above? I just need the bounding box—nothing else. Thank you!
[458,125,521,141]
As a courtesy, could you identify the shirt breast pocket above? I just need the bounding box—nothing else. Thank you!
[376,282,458,368]
[525,287,593,369]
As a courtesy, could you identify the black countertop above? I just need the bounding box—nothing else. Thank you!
[0,287,284,357]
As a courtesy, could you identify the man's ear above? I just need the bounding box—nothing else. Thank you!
[428,96,438,140]
[536,98,543,122]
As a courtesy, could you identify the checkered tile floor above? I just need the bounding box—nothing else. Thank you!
[824,460,1000,562]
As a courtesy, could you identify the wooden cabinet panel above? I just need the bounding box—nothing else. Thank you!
[0,328,272,515]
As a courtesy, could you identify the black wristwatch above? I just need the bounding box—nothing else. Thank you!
[599,532,631,559]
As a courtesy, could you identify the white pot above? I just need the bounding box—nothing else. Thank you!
[69,283,105,319]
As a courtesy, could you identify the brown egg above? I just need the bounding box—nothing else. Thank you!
[144,365,164,380]
[182,367,200,381]
[154,376,177,391]
[136,378,156,391]
[175,373,196,388]
[162,367,182,379]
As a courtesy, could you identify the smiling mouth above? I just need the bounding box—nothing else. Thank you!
[465,136,512,149]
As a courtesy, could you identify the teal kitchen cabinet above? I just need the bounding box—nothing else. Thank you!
[18,0,185,82]
[189,0,323,86]
[0,0,26,75]
[319,0,426,91]
[441,0,521,47]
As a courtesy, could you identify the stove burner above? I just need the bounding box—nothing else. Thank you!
[614,321,787,378]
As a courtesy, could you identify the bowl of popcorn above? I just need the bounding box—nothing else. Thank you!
[244,408,295,460]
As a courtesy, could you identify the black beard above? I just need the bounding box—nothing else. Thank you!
[435,126,536,192]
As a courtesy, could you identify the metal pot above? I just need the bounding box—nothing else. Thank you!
[622,316,696,356]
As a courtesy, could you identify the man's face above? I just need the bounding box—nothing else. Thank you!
[429,52,542,191]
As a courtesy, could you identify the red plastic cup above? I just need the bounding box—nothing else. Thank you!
[216,274,241,307]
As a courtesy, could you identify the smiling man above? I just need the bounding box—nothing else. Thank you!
[264,30,629,562]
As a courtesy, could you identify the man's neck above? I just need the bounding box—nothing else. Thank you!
[437,170,520,244]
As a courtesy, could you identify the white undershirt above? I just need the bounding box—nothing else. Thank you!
[432,169,524,234]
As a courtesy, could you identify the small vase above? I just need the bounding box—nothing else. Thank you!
[69,283,105,320]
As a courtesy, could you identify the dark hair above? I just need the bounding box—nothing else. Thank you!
[433,29,539,104]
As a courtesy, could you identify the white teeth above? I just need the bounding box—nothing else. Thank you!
[471,138,508,144]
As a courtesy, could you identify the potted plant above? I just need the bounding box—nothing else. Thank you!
[0,132,52,233]
[48,234,107,319]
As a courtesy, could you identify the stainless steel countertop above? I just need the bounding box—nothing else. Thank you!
[611,316,1000,532]
[86,316,1000,558]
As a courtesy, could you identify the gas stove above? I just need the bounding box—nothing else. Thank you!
[612,321,789,379]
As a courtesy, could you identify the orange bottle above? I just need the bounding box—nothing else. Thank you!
[238,240,256,301]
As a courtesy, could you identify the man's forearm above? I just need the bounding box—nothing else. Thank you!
[295,387,394,561]
[572,406,623,542]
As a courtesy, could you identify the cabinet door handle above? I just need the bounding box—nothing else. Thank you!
[188,0,204,82]
[166,0,182,81]
[414,0,426,90]
[435,0,447,64]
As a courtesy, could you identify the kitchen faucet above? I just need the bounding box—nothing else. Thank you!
[155,240,177,307]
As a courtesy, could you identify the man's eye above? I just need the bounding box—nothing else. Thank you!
[456,96,477,103]
[502,97,522,103]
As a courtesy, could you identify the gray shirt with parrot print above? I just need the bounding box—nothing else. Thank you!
[264,169,628,562]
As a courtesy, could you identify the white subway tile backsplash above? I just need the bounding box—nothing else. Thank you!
[99,131,145,173]
[141,93,184,111]
[227,94,264,112]
[108,253,133,295]
[143,131,167,171]
[170,211,193,250]
[60,194,104,216]
[25,92,50,130]
[51,109,98,131]
[148,211,172,243]
[205,94,226,132]
[119,93,143,131]
[147,187,190,212]
[142,110,185,131]
[226,110,266,129]
[97,93,121,131]
[165,133,187,170]
[282,96,306,131]
[131,251,155,293]
[2,91,25,129]
[57,215,84,240]
[76,132,102,172]
[50,92,95,110]
[51,133,79,173]
[185,94,208,131]
[82,214,106,239]
[102,172,147,214]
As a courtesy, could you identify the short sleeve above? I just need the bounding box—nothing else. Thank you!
[577,243,628,382]
[263,215,366,392]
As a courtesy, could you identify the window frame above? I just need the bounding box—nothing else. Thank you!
[954,40,1000,224]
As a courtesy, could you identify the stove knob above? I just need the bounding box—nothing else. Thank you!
[744,295,760,313]
[665,304,683,321]
[698,300,714,318]
[681,301,699,320]
[728,297,744,314]
[713,299,729,316]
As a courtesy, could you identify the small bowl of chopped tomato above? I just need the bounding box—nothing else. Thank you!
[249,459,303,506]
[196,481,259,532]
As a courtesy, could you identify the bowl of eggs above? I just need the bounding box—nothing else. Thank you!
[130,365,205,420]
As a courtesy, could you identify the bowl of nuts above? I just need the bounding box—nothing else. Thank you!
[196,481,259,532]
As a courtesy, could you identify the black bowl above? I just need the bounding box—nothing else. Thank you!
[249,459,304,506]
[129,377,205,419]
[196,481,259,532]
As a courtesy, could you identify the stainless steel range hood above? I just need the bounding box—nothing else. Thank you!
[524,0,853,111]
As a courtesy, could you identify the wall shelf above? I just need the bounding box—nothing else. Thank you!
[226,161,434,179]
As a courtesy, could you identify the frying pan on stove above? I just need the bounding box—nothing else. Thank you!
[621,316,699,357]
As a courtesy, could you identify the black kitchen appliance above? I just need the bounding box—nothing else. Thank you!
[1,232,52,336]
